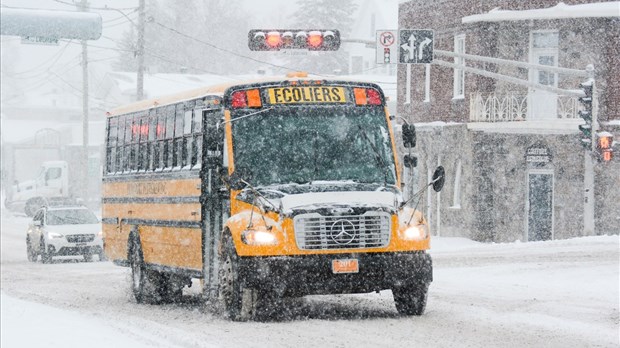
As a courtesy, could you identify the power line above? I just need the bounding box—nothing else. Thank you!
[52,0,138,12]
[151,20,328,77]
[2,40,73,78]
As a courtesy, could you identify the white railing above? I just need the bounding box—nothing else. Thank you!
[469,93,581,122]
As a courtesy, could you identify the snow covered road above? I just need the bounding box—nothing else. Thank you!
[2,212,618,348]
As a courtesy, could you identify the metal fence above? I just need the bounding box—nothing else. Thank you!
[469,93,581,122]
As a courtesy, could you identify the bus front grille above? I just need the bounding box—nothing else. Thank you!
[293,212,391,250]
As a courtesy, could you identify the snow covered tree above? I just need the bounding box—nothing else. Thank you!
[114,0,257,75]
[284,0,358,75]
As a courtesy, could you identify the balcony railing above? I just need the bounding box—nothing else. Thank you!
[469,93,581,122]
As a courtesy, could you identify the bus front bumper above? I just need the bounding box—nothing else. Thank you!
[237,251,432,297]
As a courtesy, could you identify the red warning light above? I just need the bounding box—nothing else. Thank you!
[265,31,282,48]
[307,31,323,48]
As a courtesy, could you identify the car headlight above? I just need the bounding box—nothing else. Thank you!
[241,229,278,246]
[402,224,428,241]
[47,232,64,239]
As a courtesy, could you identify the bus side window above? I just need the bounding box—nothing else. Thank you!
[130,115,140,171]
[192,108,204,167]
[155,108,166,171]
[173,105,184,169]
[147,112,156,171]
[106,117,118,173]
[183,108,193,168]
[138,115,148,171]
[164,107,175,169]
[124,115,133,173]
[116,116,125,173]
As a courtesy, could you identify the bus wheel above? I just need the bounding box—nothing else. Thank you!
[219,234,256,321]
[159,274,183,304]
[129,237,159,304]
[392,282,429,316]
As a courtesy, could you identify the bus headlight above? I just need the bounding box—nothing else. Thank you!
[241,229,278,246]
[402,224,428,241]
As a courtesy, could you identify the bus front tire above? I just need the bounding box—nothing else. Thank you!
[392,282,429,316]
[219,234,258,321]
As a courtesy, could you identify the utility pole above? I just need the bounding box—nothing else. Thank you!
[136,0,145,101]
[79,0,89,203]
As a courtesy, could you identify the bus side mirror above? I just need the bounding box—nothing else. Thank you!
[432,166,445,192]
[403,154,417,169]
[402,124,416,148]
[227,168,253,191]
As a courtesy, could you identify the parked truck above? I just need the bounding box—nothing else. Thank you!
[5,161,72,216]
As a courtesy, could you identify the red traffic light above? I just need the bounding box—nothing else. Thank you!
[248,29,340,51]
[596,132,614,162]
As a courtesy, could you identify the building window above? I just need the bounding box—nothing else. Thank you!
[453,34,465,99]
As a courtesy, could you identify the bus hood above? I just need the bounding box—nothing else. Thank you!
[279,191,397,212]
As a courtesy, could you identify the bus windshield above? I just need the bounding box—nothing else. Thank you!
[231,105,396,187]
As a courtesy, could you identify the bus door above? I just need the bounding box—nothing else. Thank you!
[201,107,228,300]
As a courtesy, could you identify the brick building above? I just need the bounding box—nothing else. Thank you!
[397,1,620,241]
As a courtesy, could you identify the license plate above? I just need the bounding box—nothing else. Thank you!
[332,259,359,274]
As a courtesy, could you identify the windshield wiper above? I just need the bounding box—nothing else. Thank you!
[220,107,275,126]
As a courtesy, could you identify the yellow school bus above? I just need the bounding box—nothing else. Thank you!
[102,73,444,320]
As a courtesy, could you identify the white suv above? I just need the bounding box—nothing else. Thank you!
[26,206,104,263]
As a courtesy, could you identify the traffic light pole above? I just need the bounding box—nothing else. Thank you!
[583,66,597,235]
[79,0,90,204]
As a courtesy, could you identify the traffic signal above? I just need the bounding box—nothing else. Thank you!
[248,29,340,51]
[596,132,613,162]
[577,81,593,149]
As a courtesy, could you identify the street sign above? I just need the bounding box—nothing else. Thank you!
[376,30,397,64]
[21,36,59,46]
[399,29,434,64]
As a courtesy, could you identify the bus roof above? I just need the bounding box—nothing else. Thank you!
[106,73,385,117]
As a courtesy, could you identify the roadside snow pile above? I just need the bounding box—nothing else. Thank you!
[0,292,171,348]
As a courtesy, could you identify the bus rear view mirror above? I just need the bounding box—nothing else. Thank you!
[402,124,416,148]
[432,166,445,192]
[228,168,252,191]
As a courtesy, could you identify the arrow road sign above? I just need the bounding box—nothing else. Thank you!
[399,29,434,64]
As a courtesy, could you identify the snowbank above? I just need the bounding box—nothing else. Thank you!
[0,292,187,348]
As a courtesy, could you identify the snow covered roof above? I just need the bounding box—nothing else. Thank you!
[462,2,620,23]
